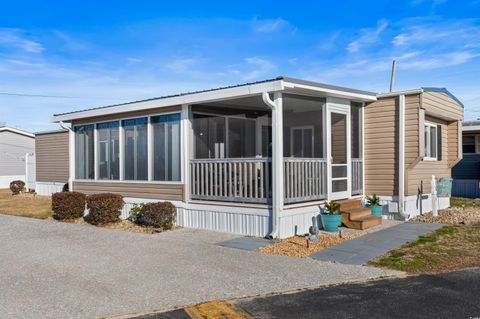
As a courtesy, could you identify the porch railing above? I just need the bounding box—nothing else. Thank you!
[190,157,345,204]
[284,158,328,204]
[190,158,271,204]
[352,158,363,195]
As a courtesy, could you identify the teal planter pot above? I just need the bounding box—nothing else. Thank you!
[321,213,342,232]
[367,204,383,216]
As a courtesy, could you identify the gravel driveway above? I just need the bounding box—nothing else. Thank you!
[0,214,400,319]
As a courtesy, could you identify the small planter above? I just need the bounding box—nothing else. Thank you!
[321,213,342,232]
[367,204,383,216]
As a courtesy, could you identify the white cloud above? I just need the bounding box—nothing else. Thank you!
[252,17,290,33]
[0,28,43,53]
[228,57,275,81]
[347,20,388,53]
[164,58,201,73]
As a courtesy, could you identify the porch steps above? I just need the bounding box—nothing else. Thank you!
[338,199,382,230]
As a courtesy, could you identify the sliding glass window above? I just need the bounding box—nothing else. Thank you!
[97,121,120,180]
[123,117,148,180]
[75,124,95,179]
[152,113,181,181]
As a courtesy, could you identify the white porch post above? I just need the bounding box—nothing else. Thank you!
[68,126,75,191]
[181,104,191,202]
[271,92,284,238]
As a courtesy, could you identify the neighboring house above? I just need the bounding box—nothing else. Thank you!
[452,120,480,198]
[35,129,70,196]
[0,126,35,189]
[49,77,464,238]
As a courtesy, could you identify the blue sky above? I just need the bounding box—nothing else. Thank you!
[0,0,479,132]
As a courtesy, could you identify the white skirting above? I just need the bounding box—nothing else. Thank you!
[0,175,25,189]
[35,182,65,196]
[120,197,324,238]
[379,194,450,219]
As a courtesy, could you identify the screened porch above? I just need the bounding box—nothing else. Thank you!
[188,93,363,205]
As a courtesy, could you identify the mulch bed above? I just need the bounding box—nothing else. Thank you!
[411,207,480,225]
[62,218,175,234]
[256,233,363,258]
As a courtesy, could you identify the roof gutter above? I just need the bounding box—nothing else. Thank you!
[59,121,74,192]
[398,95,408,219]
[262,92,281,239]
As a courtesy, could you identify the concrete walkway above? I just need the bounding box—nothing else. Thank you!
[311,222,444,265]
[0,214,400,319]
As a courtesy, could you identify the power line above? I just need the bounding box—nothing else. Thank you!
[0,92,80,99]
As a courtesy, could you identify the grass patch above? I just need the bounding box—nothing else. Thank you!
[369,224,480,274]
[0,189,52,219]
[451,197,480,208]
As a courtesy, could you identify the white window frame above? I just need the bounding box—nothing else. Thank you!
[424,122,438,161]
[72,110,183,185]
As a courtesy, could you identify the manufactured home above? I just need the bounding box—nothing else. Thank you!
[0,126,35,189]
[50,77,464,238]
[452,120,480,198]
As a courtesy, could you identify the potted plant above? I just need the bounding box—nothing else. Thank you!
[321,201,342,232]
[366,194,383,216]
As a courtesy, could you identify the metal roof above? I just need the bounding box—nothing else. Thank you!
[0,126,35,138]
[53,76,377,118]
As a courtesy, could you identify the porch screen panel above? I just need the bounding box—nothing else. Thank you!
[282,94,325,158]
[228,118,255,158]
[75,124,94,179]
[152,113,181,181]
[123,117,148,181]
[192,114,226,159]
[97,121,120,180]
[350,102,362,159]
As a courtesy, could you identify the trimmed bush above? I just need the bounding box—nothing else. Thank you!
[85,193,124,225]
[9,180,25,195]
[52,192,86,220]
[136,202,176,229]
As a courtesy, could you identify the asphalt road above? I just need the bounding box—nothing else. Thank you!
[138,268,480,319]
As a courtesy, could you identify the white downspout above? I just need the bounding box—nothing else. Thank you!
[398,95,408,218]
[262,92,283,239]
[60,121,75,192]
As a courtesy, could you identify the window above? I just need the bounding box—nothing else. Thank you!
[463,135,479,154]
[97,121,120,180]
[424,123,438,160]
[290,126,314,158]
[123,117,148,180]
[152,113,181,181]
[75,124,94,179]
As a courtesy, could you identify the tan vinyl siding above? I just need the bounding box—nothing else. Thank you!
[404,95,420,167]
[73,181,184,201]
[364,96,398,196]
[35,131,69,183]
[406,116,449,195]
[72,105,181,125]
[422,92,463,120]
[447,121,460,166]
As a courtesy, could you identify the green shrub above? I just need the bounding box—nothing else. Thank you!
[136,202,176,229]
[324,201,340,215]
[52,192,86,220]
[85,193,124,225]
[10,180,25,195]
[366,194,381,206]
